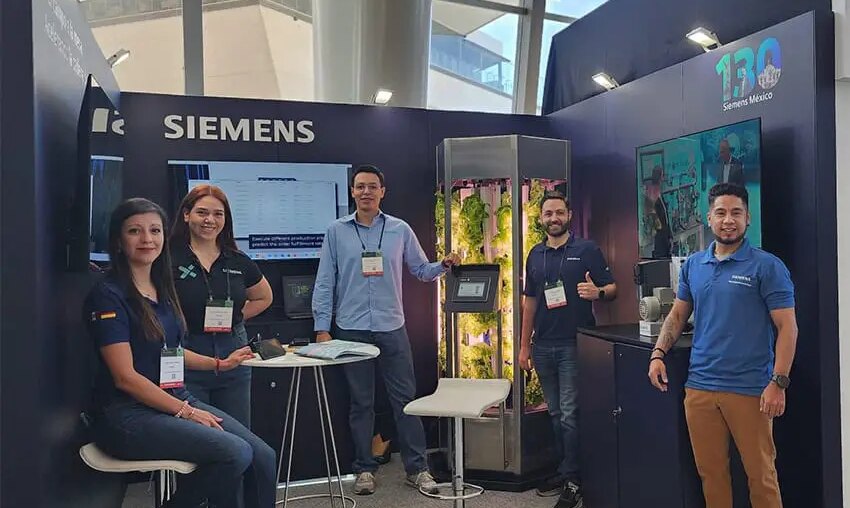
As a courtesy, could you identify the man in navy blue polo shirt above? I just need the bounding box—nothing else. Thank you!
[519,191,617,508]
[648,183,798,508]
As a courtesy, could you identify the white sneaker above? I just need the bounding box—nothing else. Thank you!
[353,472,376,495]
[406,470,439,494]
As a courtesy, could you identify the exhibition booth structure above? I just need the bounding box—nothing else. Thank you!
[1,2,841,507]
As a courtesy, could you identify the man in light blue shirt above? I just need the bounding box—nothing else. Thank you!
[312,165,459,496]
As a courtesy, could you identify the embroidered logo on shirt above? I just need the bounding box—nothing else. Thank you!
[91,311,117,321]
[729,275,754,287]
[567,257,582,261]
[178,264,198,279]
[222,268,243,275]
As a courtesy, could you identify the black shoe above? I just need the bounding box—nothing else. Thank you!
[554,482,583,508]
[535,475,563,497]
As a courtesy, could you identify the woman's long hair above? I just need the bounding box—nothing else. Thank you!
[169,184,238,252]
[108,198,187,341]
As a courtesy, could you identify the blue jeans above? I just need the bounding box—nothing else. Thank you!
[94,389,276,508]
[185,322,252,427]
[532,342,580,483]
[334,326,427,475]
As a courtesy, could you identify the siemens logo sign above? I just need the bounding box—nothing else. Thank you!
[163,115,316,144]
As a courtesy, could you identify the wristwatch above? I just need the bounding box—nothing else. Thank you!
[598,289,606,301]
[771,373,791,389]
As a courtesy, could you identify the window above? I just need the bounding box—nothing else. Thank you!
[545,0,608,19]
[429,1,519,113]
[203,1,315,100]
[537,18,569,113]
[83,0,185,94]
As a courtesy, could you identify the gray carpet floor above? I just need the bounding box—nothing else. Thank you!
[121,455,557,508]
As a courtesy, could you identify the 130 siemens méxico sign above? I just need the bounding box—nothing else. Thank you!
[715,37,782,112]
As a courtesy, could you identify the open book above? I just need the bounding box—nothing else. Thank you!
[294,340,379,361]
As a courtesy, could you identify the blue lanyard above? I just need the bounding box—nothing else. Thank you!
[352,215,387,251]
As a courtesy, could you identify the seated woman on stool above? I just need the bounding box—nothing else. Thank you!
[84,198,277,508]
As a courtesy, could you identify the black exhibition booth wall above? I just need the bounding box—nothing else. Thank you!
[542,0,833,112]
[1,0,122,507]
[547,11,839,508]
[0,2,840,507]
[118,92,552,480]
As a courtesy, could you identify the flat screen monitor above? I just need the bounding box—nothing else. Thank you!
[89,155,124,262]
[281,275,316,319]
[636,118,762,259]
[168,160,352,260]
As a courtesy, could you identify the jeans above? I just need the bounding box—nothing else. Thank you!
[684,388,782,508]
[334,326,427,475]
[185,322,253,427]
[94,389,277,508]
[532,342,580,483]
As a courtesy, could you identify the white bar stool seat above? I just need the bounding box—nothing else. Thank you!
[79,442,197,507]
[404,378,511,507]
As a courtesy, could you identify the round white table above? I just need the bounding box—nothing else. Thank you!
[244,346,380,508]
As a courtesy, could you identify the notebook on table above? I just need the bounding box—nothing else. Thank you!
[294,340,378,361]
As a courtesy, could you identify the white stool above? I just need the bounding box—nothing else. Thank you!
[404,378,511,508]
[79,442,197,507]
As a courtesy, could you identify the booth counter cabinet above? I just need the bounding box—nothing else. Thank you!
[576,325,703,508]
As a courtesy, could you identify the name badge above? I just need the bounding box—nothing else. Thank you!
[361,251,384,277]
[160,347,185,389]
[544,280,568,309]
[204,299,234,333]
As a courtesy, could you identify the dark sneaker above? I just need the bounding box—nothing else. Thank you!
[554,481,584,508]
[535,475,564,497]
[353,472,376,495]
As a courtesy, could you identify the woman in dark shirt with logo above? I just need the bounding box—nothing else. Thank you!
[84,198,276,507]
[170,185,273,427]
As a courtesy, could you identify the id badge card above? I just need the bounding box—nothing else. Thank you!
[544,280,568,309]
[160,347,185,389]
[203,299,234,333]
[361,251,384,277]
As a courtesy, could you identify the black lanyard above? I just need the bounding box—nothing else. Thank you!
[542,243,568,285]
[191,248,231,301]
[352,215,387,251]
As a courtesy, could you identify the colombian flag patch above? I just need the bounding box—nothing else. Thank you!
[91,311,117,321]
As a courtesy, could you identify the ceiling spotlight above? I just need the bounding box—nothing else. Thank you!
[107,49,131,68]
[686,27,721,51]
[373,88,393,105]
[592,72,619,90]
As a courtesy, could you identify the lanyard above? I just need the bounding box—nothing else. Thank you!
[352,215,387,251]
[190,248,231,301]
[542,243,568,285]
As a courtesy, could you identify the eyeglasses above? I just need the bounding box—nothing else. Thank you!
[353,184,381,192]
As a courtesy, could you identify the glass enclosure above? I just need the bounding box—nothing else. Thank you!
[436,135,570,481]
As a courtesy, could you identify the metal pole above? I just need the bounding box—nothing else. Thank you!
[283,368,303,508]
[182,0,204,95]
[318,367,347,504]
[314,366,335,507]
[453,417,465,508]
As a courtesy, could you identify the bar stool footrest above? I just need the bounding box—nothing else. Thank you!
[419,481,484,500]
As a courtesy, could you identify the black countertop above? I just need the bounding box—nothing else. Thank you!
[577,324,692,350]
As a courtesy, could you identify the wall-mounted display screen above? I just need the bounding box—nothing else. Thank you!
[636,118,762,259]
[169,160,352,260]
[90,155,124,262]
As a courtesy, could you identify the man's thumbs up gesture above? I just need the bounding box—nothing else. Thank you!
[577,271,601,301]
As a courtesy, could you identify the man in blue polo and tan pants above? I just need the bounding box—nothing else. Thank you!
[648,183,798,508]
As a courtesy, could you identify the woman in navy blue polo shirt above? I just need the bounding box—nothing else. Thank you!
[169,185,273,427]
[84,198,276,508]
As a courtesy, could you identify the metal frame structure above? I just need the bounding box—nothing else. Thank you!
[438,134,570,486]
